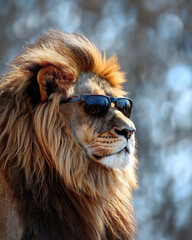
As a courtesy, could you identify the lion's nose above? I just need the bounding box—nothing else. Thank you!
[114,127,135,139]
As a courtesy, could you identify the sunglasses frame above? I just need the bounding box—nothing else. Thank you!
[64,94,133,118]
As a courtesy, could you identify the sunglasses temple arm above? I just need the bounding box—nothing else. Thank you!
[69,96,81,102]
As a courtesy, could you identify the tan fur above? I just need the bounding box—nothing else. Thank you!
[0,29,137,240]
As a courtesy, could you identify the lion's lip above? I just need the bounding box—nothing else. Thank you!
[92,154,103,160]
[92,147,129,160]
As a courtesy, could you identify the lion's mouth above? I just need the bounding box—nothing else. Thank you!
[92,147,129,160]
[92,154,102,160]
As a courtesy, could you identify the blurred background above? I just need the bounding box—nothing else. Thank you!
[0,0,192,239]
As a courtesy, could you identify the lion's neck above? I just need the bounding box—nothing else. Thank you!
[4,162,136,240]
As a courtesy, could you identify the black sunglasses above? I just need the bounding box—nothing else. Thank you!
[61,94,133,118]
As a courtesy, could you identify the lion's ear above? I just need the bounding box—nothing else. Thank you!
[37,65,75,102]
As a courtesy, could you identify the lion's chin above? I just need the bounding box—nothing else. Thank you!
[93,148,134,169]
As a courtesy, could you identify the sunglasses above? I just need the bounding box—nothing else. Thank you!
[61,94,133,118]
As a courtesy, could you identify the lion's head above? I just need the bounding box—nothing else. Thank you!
[0,30,137,240]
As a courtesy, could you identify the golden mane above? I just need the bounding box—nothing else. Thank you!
[0,29,137,240]
[0,29,125,93]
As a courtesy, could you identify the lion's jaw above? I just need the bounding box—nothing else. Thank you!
[100,134,136,169]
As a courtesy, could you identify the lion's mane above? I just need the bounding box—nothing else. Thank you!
[0,29,137,240]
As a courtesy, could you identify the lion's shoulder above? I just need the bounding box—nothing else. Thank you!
[0,176,22,240]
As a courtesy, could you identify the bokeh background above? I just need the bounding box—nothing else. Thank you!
[0,0,192,239]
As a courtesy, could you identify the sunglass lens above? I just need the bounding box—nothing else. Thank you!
[116,99,132,118]
[84,96,110,116]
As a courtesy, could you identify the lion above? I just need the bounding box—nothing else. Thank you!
[0,29,137,240]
